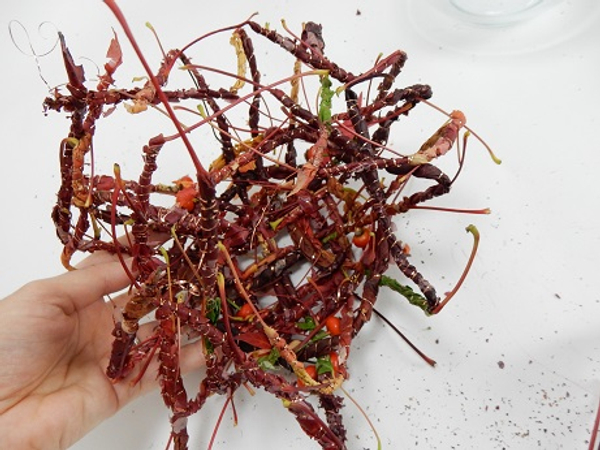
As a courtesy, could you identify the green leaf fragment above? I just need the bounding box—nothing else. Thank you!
[316,355,334,376]
[296,316,316,331]
[318,74,334,124]
[322,231,338,244]
[203,337,214,354]
[205,297,221,324]
[311,330,329,342]
[379,275,430,314]
[258,348,281,371]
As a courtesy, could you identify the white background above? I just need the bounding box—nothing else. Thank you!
[1,0,599,448]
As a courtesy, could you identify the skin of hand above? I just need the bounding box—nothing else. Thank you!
[0,251,204,450]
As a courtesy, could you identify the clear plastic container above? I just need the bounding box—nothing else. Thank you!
[449,0,548,25]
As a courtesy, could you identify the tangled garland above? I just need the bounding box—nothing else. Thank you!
[45,3,497,448]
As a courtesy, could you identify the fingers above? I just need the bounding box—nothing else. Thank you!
[74,236,132,270]
[74,250,123,270]
[45,258,135,312]
[60,232,170,312]
[75,232,169,270]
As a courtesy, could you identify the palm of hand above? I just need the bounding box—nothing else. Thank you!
[0,253,204,450]
[0,257,139,449]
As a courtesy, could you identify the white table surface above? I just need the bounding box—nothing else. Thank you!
[1,0,599,448]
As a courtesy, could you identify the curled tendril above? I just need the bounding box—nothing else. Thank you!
[8,20,60,90]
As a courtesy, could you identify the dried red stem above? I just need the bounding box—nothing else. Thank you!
[103,0,207,178]
[590,394,600,450]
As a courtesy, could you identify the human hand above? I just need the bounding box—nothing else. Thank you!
[0,251,204,450]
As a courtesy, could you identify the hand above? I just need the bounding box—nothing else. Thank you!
[0,251,204,450]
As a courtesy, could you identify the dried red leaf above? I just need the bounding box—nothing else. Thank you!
[175,186,197,211]
[235,332,271,350]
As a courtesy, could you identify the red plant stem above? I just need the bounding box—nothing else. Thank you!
[373,307,436,367]
[590,394,600,450]
[431,224,480,314]
[103,0,208,178]
[176,13,258,57]
[410,205,491,215]
[217,243,264,323]
[110,165,139,288]
[207,395,232,450]
[129,338,160,386]
[419,98,501,165]
[160,66,328,144]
